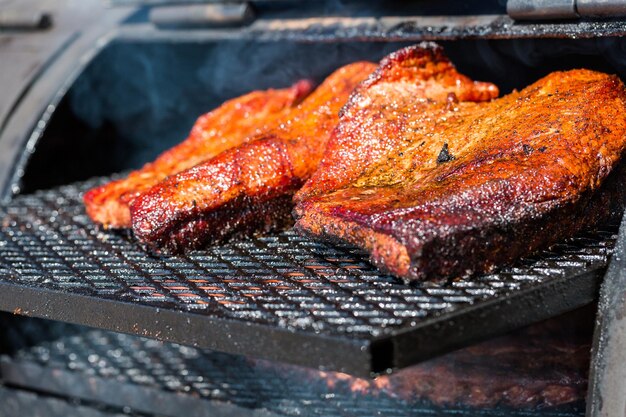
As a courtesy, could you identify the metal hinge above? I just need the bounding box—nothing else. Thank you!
[0,10,52,30]
[508,0,626,20]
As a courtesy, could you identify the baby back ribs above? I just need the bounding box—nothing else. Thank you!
[83,79,313,228]
[295,69,626,282]
[130,62,377,250]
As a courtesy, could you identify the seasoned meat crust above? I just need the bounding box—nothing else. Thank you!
[130,62,377,250]
[130,43,499,252]
[295,68,626,282]
[295,43,499,203]
[83,80,313,228]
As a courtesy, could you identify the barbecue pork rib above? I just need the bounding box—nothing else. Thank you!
[130,62,377,250]
[83,79,313,228]
[130,44,500,251]
[295,69,626,282]
[295,43,499,203]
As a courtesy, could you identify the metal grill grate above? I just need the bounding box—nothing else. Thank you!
[0,315,586,417]
[0,386,144,417]
[0,178,618,376]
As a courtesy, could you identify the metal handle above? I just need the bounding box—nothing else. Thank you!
[508,0,626,19]
[507,0,578,20]
[0,11,52,30]
[149,3,254,28]
[578,0,626,16]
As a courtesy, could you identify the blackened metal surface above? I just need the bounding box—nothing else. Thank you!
[0,178,618,376]
[0,314,586,417]
[587,207,626,416]
[116,15,626,43]
[0,1,134,203]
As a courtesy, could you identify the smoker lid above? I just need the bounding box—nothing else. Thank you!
[0,177,617,378]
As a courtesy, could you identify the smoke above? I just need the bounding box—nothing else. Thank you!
[67,40,409,170]
[65,36,626,173]
[440,37,626,94]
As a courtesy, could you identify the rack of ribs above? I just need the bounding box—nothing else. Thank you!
[129,43,498,251]
[295,43,498,203]
[129,62,377,250]
[295,66,626,282]
[83,79,313,229]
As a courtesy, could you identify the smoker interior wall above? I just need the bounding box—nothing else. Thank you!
[19,37,626,194]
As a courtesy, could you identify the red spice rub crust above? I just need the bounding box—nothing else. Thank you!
[84,79,312,229]
[130,62,377,250]
[295,42,499,203]
[295,68,626,282]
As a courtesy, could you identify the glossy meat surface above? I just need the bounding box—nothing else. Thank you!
[295,43,499,203]
[130,62,377,250]
[84,80,313,228]
[295,69,626,281]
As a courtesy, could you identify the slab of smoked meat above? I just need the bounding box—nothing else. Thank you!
[295,69,626,282]
[83,79,313,228]
[130,62,377,251]
[294,43,499,203]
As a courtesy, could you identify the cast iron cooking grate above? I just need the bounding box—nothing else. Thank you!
[0,178,618,376]
[0,315,586,417]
